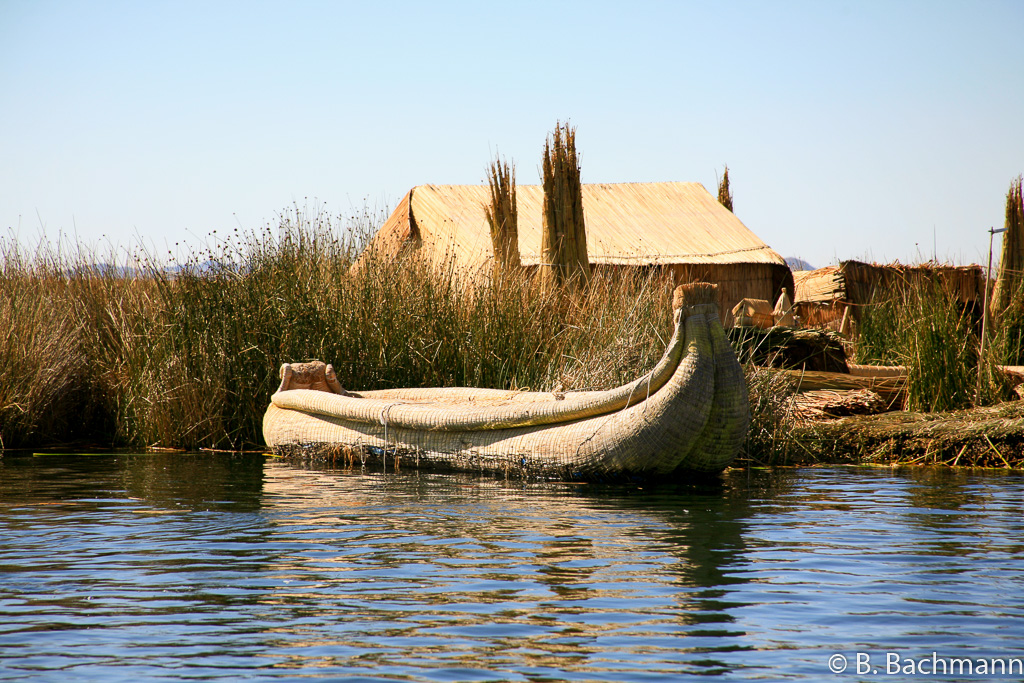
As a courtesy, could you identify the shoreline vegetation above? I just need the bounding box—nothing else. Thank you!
[3,205,1024,470]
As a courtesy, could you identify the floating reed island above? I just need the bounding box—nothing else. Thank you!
[740,174,1024,470]
[790,401,1024,468]
[4,164,1024,472]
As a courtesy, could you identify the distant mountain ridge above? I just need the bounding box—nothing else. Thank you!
[785,257,815,271]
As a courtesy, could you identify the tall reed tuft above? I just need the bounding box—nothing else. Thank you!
[0,249,88,448]
[540,121,588,290]
[993,277,1024,367]
[484,155,521,280]
[740,364,798,464]
[717,165,734,212]
[991,175,1024,316]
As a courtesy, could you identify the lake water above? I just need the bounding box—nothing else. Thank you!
[1,453,1023,682]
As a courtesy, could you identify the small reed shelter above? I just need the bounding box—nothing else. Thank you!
[793,260,985,334]
[357,181,792,326]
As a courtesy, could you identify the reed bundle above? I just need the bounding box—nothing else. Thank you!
[991,175,1024,315]
[792,401,1024,468]
[484,155,521,280]
[540,121,588,290]
[990,177,1024,366]
[793,388,887,420]
[728,326,849,372]
[717,165,734,212]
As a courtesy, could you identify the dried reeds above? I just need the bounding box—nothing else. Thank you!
[991,175,1024,316]
[484,155,521,280]
[0,260,89,448]
[717,165,734,213]
[540,121,588,290]
[793,400,1024,468]
[0,215,685,450]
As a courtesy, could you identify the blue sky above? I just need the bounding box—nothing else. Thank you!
[2,0,1022,268]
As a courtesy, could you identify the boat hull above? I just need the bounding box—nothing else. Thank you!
[263,283,750,479]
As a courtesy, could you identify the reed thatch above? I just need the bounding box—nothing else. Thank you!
[792,260,984,332]
[540,122,588,289]
[484,156,521,279]
[356,182,791,325]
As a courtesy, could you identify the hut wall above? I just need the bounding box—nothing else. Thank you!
[794,300,849,332]
[841,261,984,320]
[669,262,794,327]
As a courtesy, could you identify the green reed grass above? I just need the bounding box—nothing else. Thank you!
[739,364,799,465]
[855,278,1009,412]
[0,207,688,451]
[2,208,794,465]
[993,278,1024,367]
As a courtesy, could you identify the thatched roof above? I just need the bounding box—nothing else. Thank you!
[794,261,984,306]
[362,182,787,272]
[793,267,843,304]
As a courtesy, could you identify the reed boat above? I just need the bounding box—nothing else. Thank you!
[262,283,750,479]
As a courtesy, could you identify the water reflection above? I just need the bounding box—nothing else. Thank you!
[0,451,265,511]
[1,454,1023,682]
[253,462,781,677]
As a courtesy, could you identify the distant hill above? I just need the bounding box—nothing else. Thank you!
[164,259,231,275]
[64,263,140,278]
[785,257,815,272]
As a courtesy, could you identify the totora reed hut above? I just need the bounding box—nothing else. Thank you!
[356,181,793,326]
[793,260,985,334]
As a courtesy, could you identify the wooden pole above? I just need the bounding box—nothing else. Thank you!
[979,226,1007,397]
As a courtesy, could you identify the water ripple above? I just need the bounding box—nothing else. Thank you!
[1,454,1023,681]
